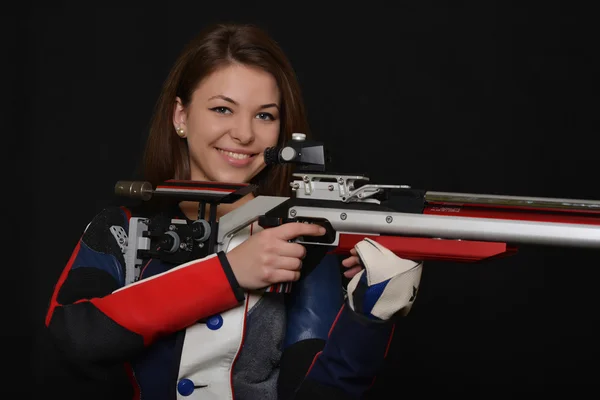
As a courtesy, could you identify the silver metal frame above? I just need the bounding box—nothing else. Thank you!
[288,206,600,248]
[213,195,600,252]
[216,196,290,252]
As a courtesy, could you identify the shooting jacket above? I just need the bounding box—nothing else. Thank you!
[37,204,396,399]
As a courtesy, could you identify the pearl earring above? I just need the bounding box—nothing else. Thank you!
[176,126,186,138]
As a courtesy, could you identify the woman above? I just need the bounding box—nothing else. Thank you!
[38,23,423,400]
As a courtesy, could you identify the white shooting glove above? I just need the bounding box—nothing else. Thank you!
[347,238,423,320]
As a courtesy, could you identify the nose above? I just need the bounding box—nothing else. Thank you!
[229,115,255,145]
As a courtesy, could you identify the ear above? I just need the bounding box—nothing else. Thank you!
[173,97,188,137]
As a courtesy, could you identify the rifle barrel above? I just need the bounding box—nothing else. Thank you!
[425,191,600,212]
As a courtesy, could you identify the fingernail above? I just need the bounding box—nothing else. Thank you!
[319,227,326,234]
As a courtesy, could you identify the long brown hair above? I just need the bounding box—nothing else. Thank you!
[142,23,310,197]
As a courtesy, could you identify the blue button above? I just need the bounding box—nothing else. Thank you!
[206,314,223,330]
[177,378,195,396]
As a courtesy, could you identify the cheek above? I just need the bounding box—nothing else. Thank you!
[188,117,225,144]
[256,122,281,146]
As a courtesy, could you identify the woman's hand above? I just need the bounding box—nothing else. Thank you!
[226,222,327,290]
[341,248,363,279]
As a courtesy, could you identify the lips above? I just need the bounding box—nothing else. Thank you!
[215,147,258,167]
[215,148,257,159]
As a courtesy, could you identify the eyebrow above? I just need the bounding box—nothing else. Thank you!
[208,94,279,110]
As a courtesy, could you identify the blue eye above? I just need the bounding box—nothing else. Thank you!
[256,112,275,121]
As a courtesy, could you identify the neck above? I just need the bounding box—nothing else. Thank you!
[178,192,255,221]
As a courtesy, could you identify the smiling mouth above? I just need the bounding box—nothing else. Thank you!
[215,148,258,160]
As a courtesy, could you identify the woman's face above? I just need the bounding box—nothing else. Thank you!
[173,63,281,184]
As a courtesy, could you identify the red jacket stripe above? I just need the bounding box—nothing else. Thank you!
[90,253,241,346]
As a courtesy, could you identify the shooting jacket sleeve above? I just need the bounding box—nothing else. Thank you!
[291,303,396,400]
[43,206,245,371]
[278,254,396,400]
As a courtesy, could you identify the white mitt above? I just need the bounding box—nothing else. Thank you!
[347,238,423,320]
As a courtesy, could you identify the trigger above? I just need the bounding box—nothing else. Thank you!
[257,216,284,228]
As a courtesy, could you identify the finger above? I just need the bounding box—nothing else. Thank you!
[275,241,307,259]
[343,266,362,279]
[275,222,326,240]
[349,248,357,256]
[276,256,303,271]
[269,269,301,284]
[341,255,360,267]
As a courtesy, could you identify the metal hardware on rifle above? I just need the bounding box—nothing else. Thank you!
[114,180,256,204]
[114,179,257,285]
[263,132,327,172]
[114,180,153,201]
[289,173,414,203]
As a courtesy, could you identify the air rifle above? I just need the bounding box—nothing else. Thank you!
[115,133,600,290]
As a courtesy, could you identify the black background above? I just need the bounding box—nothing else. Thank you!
[4,2,599,398]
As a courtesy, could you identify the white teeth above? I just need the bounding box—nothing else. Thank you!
[217,148,252,159]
